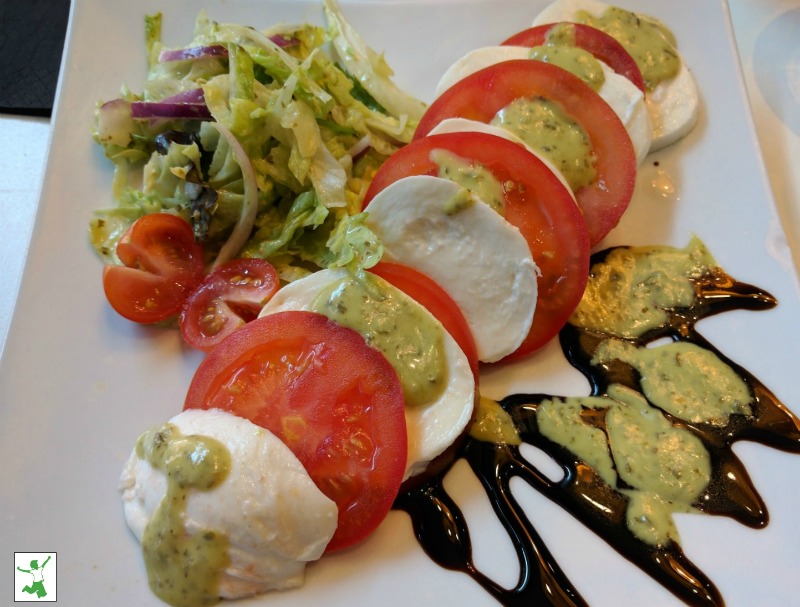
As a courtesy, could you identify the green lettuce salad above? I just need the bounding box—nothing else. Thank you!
[90,0,426,280]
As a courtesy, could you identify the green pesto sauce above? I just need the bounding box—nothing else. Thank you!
[136,423,232,607]
[470,396,521,445]
[430,149,505,214]
[570,236,719,338]
[528,45,605,92]
[490,97,596,193]
[538,384,711,546]
[544,21,578,46]
[576,6,680,91]
[443,188,477,215]
[593,339,753,426]
[537,394,618,486]
[311,272,448,408]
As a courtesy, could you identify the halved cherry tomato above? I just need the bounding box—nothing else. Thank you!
[370,261,479,377]
[180,258,279,351]
[184,310,408,552]
[414,59,637,247]
[103,213,204,324]
[363,132,589,359]
[501,22,646,93]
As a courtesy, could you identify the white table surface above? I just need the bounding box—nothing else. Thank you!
[1,0,799,358]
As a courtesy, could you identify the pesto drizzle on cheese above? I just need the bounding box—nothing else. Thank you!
[311,271,448,408]
[431,149,505,214]
[491,97,596,193]
[575,6,681,91]
[137,423,231,607]
[395,239,800,607]
[521,22,606,92]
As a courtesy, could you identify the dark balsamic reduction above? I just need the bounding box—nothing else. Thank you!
[394,247,800,607]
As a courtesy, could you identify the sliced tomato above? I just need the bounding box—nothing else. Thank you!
[414,59,636,247]
[369,261,479,377]
[501,22,646,93]
[363,132,589,359]
[103,213,204,324]
[184,310,408,552]
[180,258,280,351]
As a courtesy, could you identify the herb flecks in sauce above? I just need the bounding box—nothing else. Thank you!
[395,239,800,607]
[311,271,448,408]
[576,7,681,91]
[538,383,711,547]
[137,423,232,607]
[528,45,605,92]
[570,235,717,338]
[491,97,596,193]
[431,149,506,214]
[593,339,753,425]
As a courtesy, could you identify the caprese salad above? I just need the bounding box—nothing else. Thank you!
[96,0,701,605]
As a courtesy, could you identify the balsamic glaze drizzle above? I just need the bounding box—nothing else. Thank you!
[394,246,800,607]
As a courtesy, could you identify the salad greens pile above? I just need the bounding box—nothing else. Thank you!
[90,0,426,280]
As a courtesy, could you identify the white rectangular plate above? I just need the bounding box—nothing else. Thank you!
[2,0,799,605]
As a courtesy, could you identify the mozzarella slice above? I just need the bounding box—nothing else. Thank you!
[645,65,699,151]
[119,408,338,598]
[435,45,651,164]
[258,268,476,481]
[532,0,699,151]
[364,175,539,363]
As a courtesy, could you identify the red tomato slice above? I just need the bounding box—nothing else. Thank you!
[180,258,280,351]
[369,261,479,378]
[363,132,589,358]
[501,22,646,93]
[184,310,408,552]
[414,59,637,247]
[103,213,204,324]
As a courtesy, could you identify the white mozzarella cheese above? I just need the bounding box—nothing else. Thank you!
[259,268,476,481]
[363,175,539,363]
[119,408,338,598]
[434,46,651,164]
[532,0,699,152]
[645,64,699,152]
[435,45,532,98]
[533,0,610,24]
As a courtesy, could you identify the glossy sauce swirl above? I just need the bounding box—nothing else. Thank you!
[395,241,800,607]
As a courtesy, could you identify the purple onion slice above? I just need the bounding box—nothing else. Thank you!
[130,89,212,120]
[158,45,229,62]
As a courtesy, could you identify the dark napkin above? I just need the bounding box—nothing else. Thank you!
[0,0,71,117]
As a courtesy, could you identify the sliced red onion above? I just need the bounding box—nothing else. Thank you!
[130,89,212,120]
[158,45,229,62]
[158,37,296,63]
[268,34,299,48]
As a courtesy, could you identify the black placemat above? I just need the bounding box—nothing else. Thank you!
[0,0,71,117]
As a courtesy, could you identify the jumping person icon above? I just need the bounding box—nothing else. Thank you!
[17,555,51,598]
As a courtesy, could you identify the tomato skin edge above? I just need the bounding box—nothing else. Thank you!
[183,310,408,552]
[363,130,590,357]
[369,261,480,378]
[501,22,647,93]
[413,59,637,247]
[103,213,204,325]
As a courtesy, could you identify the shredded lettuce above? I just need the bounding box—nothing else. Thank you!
[91,1,423,278]
[322,0,426,125]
